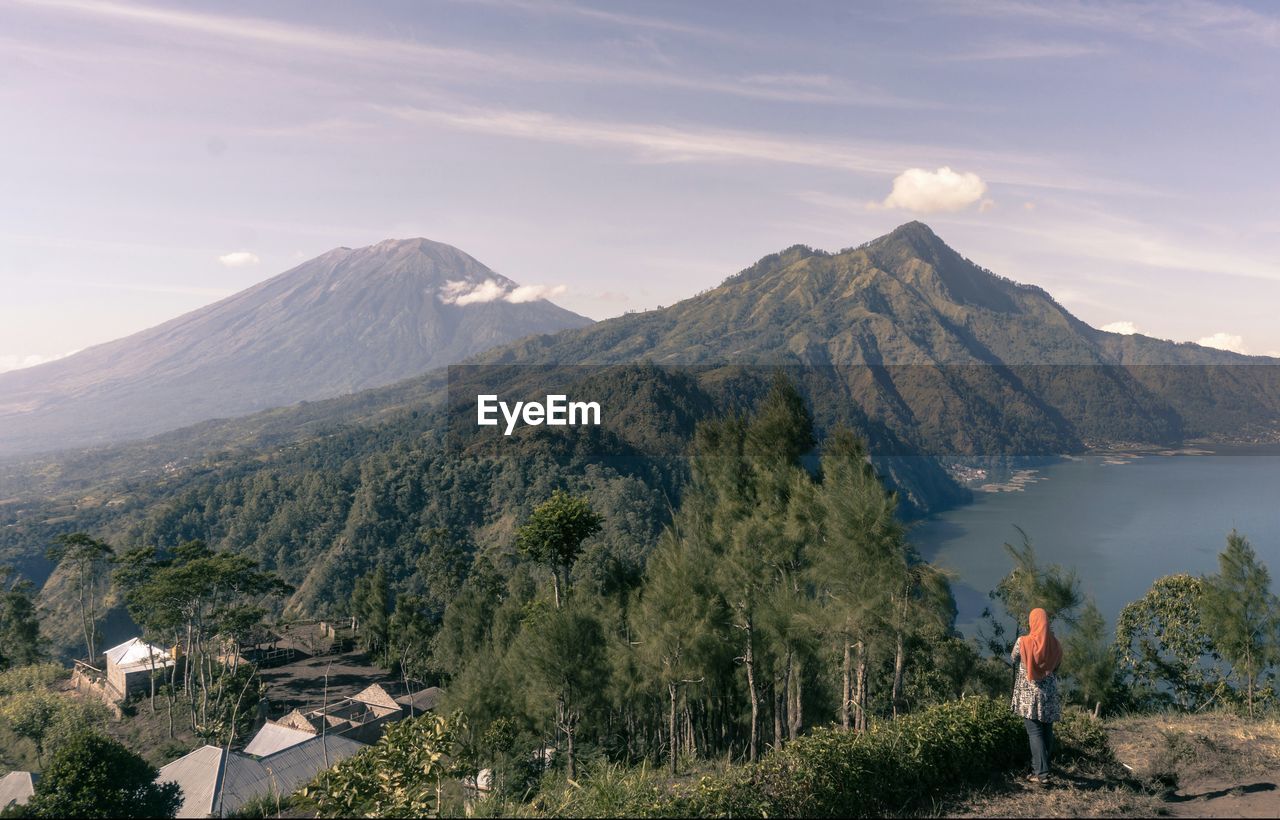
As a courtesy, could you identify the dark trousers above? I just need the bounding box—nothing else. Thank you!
[1024,718,1054,775]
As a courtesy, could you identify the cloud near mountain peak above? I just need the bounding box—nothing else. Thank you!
[439,279,567,306]
[880,166,988,214]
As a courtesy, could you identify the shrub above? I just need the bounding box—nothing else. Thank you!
[546,697,1026,818]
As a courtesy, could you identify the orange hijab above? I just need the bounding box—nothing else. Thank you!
[1020,608,1063,682]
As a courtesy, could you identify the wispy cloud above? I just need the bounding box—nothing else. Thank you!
[936,40,1105,61]
[448,0,739,41]
[378,104,1131,194]
[14,0,926,107]
[1100,320,1140,335]
[945,0,1280,49]
[0,350,77,373]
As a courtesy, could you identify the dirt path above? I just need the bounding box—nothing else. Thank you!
[1164,779,1280,818]
[1110,713,1280,819]
[948,712,1280,818]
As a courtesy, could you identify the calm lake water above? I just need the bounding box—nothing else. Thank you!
[914,450,1280,633]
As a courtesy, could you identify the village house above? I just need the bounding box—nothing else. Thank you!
[103,637,178,700]
[245,683,442,752]
[158,682,445,816]
[157,735,366,818]
[0,771,37,811]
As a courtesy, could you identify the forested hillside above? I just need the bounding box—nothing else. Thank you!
[6,223,1280,657]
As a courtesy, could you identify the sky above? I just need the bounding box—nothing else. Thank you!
[2,0,1279,373]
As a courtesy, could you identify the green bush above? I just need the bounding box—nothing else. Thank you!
[545,697,1025,818]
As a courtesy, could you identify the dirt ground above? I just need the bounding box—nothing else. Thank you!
[937,712,1280,818]
[256,648,407,715]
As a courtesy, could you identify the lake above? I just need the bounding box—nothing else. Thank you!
[914,449,1280,633]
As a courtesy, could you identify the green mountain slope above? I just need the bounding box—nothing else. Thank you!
[6,223,1280,648]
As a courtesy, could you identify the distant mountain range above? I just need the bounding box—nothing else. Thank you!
[10,221,1280,650]
[0,238,591,455]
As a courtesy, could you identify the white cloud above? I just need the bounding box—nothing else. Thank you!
[218,251,260,267]
[0,350,77,374]
[1101,321,1140,335]
[1195,332,1247,354]
[880,166,988,214]
[507,283,568,303]
[439,279,568,306]
[440,279,508,305]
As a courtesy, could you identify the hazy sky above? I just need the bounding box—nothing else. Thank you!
[3,0,1279,372]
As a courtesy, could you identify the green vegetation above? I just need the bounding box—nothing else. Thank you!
[0,568,42,670]
[299,713,465,817]
[1200,530,1280,716]
[111,540,290,743]
[4,731,180,818]
[3,370,1280,817]
[0,664,109,770]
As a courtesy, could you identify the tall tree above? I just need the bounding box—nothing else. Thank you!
[1201,530,1280,717]
[810,429,902,732]
[351,565,392,666]
[46,533,114,661]
[516,490,603,608]
[1061,599,1117,715]
[513,601,609,781]
[983,528,1082,659]
[633,528,725,773]
[0,567,43,669]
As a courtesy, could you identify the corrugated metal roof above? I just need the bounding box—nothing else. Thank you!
[0,771,37,810]
[395,686,444,714]
[244,722,315,757]
[226,734,365,813]
[104,637,173,670]
[157,735,367,818]
[157,746,224,818]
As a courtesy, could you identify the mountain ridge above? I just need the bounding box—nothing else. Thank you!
[0,238,592,455]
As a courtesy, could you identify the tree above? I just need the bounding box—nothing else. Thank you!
[982,528,1082,659]
[1201,530,1280,717]
[302,713,463,817]
[516,491,603,608]
[512,601,609,780]
[351,566,392,666]
[1062,599,1118,715]
[46,533,114,661]
[20,731,181,818]
[633,528,725,773]
[0,690,109,766]
[1115,574,1224,710]
[0,568,42,669]
[112,540,290,740]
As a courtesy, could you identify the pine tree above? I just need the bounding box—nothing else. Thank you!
[1201,530,1280,717]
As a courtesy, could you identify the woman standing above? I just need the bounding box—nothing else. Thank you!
[1011,607,1063,784]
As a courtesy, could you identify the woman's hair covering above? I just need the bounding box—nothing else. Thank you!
[1020,607,1063,682]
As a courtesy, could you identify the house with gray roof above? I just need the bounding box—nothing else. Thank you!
[157,734,365,818]
[0,771,37,811]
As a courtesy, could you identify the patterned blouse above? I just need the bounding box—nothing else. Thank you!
[1010,637,1061,723]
